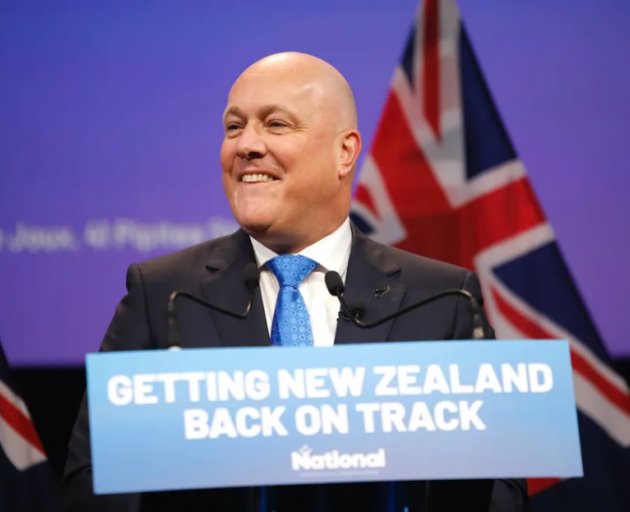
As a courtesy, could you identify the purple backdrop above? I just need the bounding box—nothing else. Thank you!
[1,0,629,365]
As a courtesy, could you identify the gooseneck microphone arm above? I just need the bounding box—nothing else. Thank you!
[166,263,260,349]
[324,271,490,340]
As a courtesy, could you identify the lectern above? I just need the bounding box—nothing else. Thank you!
[87,340,583,511]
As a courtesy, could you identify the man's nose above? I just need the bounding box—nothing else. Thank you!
[235,126,267,160]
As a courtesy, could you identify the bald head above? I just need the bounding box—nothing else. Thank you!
[233,52,357,131]
[221,52,362,254]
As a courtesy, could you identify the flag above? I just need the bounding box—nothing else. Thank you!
[0,337,57,511]
[350,0,630,509]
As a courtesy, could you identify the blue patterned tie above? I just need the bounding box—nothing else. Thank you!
[267,255,318,347]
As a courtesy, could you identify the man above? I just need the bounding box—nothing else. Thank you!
[61,53,528,511]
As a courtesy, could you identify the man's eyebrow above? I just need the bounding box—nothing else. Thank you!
[257,104,298,121]
[223,106,245,122]
[223,104,299,123]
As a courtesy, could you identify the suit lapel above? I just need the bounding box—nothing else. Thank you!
[334,226,406,345]
[200,230,270,348]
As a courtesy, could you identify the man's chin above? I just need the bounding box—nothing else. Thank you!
[237,218,273,236]
[237,217,296,250]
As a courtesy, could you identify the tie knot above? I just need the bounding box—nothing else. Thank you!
[267,255,318,288]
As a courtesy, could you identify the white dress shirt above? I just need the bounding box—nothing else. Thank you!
[249,217,352,347]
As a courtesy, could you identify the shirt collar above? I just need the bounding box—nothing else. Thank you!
[249,217,352,275]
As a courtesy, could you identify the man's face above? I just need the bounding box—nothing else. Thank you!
[221,69,339,241]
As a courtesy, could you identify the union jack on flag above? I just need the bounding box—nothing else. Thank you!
[350,0,630,509]
[0,337,56,511]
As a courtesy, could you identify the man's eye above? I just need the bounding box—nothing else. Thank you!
[226,124,241,131]
[269,121,287,128]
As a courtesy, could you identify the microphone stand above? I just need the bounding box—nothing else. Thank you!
[166,263,260,348]
[325,271,491,340]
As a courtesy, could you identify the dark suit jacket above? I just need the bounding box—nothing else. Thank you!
[61,225,529,512]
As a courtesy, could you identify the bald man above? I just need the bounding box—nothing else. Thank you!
[61,53,528,511]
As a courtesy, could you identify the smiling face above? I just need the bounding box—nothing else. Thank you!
[221,53,361,253]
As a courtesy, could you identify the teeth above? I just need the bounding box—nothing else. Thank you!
[242,173,275,183]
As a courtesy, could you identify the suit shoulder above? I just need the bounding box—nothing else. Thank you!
[369,239,471,288]
[133,232,236,283]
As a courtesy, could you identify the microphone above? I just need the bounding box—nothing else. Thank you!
[324,271,490,340]
[166,263,260,349]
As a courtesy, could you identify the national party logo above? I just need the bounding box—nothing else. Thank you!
[291,445,386,472]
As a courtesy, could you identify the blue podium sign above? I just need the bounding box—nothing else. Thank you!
[87,340,583,494]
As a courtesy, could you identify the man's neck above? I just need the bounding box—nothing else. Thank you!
[250,218,349,255]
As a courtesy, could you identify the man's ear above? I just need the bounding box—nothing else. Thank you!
[338,130,362,179]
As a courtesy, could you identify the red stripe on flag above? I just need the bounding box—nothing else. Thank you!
[423,0,441,139]
[571,349,630,419]
[491,287,549,339]
[457,178,546,268]
[492,288,630,419]
[371,92,458,264]
[527,477,564,496]
[0,390,45,456]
